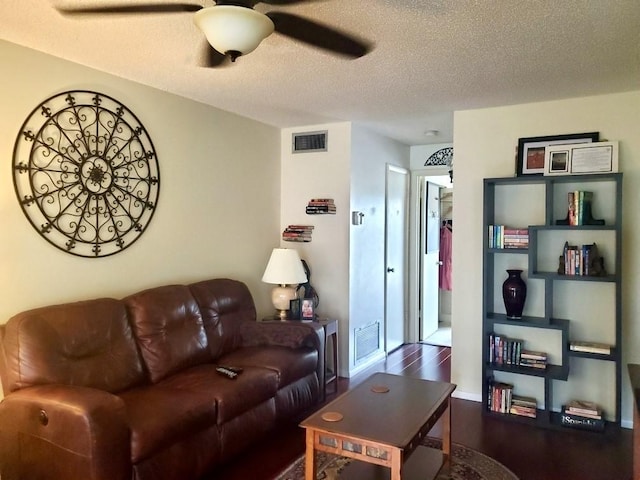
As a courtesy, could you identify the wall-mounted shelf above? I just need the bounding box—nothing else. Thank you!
[306,198,336,215]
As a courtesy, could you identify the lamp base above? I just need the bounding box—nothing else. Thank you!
[271,284,297,321]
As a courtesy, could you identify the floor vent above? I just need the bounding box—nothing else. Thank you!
[292,131,328,153]
[355,321,380,362]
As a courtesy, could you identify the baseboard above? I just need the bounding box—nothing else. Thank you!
[452,390,482,403]
[343,350,386,378]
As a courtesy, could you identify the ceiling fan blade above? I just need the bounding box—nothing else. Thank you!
[266,11,371,58]
[56,3,203,15]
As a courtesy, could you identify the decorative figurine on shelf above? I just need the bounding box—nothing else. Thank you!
[588,243,606,276]
[297,259,319,309]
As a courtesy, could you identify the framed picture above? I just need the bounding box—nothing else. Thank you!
[516,132,599,176]
[544,141,618,176]
[289,298,301,320]
[301,298,315,321]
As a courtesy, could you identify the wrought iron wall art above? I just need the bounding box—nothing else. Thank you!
[424,146,453,183]
[13,90,160,257]
[424,147,453,167]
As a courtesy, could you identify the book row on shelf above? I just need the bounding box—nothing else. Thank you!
[487,378,537,418]
[488,225,529,249]
[306,198,336,214]
[560,190,605,226]
[487,379,605,430]
[488,333,548,370]
[282,224,314,242]
[560,241,603,276]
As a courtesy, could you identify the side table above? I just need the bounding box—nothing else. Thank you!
[315,318,338,398]
[260,316,339,399]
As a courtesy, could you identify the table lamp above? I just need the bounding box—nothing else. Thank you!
[262,248,308,320]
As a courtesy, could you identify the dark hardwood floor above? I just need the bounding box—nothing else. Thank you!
[207,344,633,480]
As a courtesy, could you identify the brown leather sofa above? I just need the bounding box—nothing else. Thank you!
[0,278,324,480]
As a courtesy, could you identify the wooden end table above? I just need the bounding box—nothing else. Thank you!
[300,372,456,480]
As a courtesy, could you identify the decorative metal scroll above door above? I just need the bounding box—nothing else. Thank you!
[424,147,453,183]
[13,90,160,257]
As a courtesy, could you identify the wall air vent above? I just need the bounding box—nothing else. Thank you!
[292,131,328,153]
[355,321,380,363]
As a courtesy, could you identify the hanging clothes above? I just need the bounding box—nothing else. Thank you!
[439,222,453,291]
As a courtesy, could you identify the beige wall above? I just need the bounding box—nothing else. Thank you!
[452,91,640,426]
[280,123,410,377]
[0,40,281,325]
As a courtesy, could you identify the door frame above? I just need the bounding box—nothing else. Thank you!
[408,167,452,343]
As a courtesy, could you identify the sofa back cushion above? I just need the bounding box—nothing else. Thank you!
[125,285,210,383]
[189,279,256,360]
[0,298,145,394]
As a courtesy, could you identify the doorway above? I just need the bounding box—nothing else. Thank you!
[416,174,452,347]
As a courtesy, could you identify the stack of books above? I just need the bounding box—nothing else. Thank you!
[561,400,605,431]
[488,225,529,249]
[510,395,537,418]
[282,225,314,242]
[569,341,612,355]
[519,350,547,370]
[306,198,336,214]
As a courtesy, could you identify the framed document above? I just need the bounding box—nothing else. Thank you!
[543,141,618,176]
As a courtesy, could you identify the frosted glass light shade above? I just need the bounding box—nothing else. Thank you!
[194,6,275,58]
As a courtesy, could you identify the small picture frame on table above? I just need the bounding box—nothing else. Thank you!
[516,132,599,176]
[301,298,315,321]
[289,298,301,320]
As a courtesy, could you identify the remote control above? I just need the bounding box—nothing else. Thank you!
[216,366,238,379]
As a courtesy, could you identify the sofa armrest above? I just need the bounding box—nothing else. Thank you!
[0,384,131,480]
[240,320,325,395]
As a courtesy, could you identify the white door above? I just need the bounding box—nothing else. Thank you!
[421,181,441,340]
[385,165,409,353]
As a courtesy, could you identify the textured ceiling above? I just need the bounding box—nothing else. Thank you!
[1,1,639,146]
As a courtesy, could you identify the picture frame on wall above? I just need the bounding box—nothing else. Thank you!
[543,141,619,176]
[301,298,315,321]
[516,132,599,176]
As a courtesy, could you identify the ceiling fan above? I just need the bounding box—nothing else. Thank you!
[56,1,372,67]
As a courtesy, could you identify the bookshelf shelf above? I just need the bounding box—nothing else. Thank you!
[482,173,622,430]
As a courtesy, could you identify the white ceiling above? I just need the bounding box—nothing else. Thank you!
[2,1,639,146]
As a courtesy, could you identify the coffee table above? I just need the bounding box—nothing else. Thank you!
[300,372,456,480]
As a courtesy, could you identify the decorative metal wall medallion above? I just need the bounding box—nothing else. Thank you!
[424,147,453,167]
[13,90,160,257]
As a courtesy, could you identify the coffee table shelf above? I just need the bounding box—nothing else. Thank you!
[339,445,443,480]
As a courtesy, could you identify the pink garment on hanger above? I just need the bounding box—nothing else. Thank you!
[439,225,452,291]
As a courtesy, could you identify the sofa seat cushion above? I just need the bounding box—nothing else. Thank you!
[158,364,278,424]
[119,385,218,463]
[218,346,318,389]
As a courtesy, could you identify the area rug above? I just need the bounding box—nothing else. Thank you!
[275,437,518,480]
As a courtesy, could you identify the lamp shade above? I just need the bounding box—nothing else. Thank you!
[194,6,275,58]
[262,248,307,285]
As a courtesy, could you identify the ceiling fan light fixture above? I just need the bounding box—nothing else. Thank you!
[194,6,275,61]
